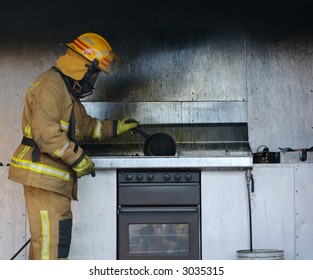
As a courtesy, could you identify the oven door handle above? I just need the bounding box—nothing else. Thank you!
[118,207,198,213]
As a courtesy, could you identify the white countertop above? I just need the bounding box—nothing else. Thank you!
[91,156,253,170]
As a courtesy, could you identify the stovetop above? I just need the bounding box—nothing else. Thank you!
[79,123,253,168]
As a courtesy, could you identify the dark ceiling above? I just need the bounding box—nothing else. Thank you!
[1,0,312,45]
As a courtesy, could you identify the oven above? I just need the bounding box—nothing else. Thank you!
[117,169,201,260]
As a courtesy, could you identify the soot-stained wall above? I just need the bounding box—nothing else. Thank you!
[1,0,313,164]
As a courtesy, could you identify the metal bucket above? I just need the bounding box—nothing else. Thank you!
[236,249,284,260]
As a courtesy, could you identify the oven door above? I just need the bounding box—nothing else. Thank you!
[118,206,200,260]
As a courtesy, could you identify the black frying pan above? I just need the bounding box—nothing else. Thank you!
[133,126,177,156]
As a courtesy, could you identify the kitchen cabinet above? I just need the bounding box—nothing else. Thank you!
[201,164,313,260]
[294,166,313,259]
[69,170,117,260]
[249,164,313,260]
[201,170,249,259]
[250,165,295,260]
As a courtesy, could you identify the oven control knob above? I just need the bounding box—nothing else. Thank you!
[174,174,181,181]
[136,174,143,181]
[147,174,154,181]
[185,174,192,181]
[126,174,132,181]
[164,174,170,181]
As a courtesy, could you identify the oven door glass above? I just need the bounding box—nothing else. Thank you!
[129,223,189,255]
[118,207,200,260]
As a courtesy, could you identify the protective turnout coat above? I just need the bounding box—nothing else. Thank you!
[9,68,113,199]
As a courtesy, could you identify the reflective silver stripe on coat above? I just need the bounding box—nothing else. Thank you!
[52,140,70,158]
[60,120,69,132]
[93,119,102,140]
[11,157,70,181]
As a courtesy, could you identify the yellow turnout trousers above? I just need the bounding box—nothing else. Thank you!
[24,185,72,260]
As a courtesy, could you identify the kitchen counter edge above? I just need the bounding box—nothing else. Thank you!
[91,156,253,170]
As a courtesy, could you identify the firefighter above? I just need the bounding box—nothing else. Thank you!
[8,33,139,259]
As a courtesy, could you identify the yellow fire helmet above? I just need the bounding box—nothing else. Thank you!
[66,33,117,74]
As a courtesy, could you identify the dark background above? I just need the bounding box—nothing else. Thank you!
[1,0,312,45]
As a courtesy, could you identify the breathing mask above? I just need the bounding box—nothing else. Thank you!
[73,63,100,99]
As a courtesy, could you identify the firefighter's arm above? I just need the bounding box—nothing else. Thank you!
[78,103,139,140]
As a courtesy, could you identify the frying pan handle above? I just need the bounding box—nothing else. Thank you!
[131,126,150,139]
